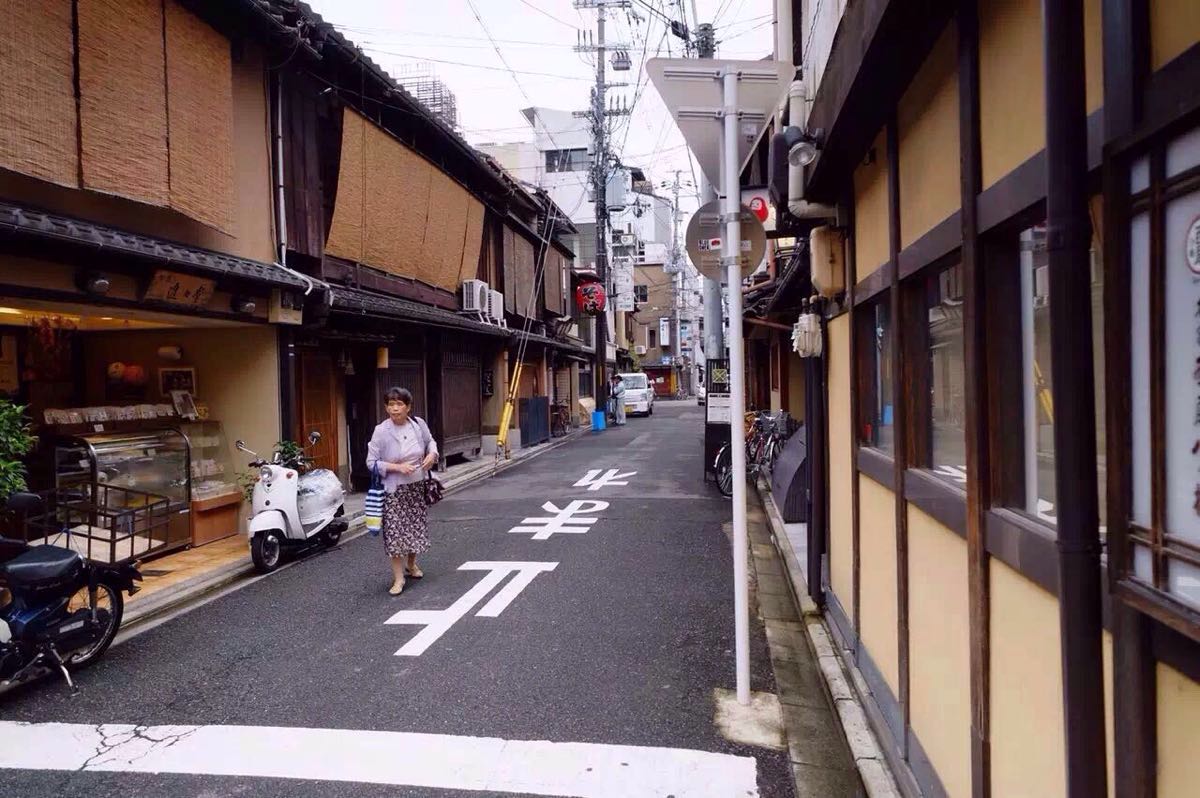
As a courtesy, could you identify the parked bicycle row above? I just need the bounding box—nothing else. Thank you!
[714,410,799,498]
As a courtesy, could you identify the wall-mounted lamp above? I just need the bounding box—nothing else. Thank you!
[781,126,824,168]
[231,295,257,315]
[77,270,111,296]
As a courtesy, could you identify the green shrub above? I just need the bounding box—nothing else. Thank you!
[0,401,36,502]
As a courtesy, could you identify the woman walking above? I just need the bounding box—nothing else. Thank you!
[366,387,438,595]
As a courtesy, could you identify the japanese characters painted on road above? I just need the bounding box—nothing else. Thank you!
[684,200,766,282]
[573,468,637,492]
[507,500,609,540]
[386,562,557,656]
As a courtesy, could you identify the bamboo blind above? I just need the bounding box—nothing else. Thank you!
[459,199,486,284]
[502,225,516,314]
[513,234,536,317]
[78,0,169,206]
[164,1,233,231]
[0,1,78,187]
[327,108,483,292]
[325,109,366,263]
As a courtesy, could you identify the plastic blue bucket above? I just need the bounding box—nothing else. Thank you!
[591,410,606,431]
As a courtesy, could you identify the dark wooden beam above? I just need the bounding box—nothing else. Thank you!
[886,116,911,758]
[958,2,991,795]
[1043,0,1108,794]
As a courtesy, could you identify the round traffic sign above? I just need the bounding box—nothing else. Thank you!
[685,200,767,281]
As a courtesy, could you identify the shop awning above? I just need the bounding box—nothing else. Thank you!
[0,201,311,292]
[327,285,509,337]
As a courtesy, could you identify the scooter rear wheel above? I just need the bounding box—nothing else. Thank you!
[251,530,283,573]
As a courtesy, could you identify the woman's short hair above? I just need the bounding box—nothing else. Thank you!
[384,387,413,406]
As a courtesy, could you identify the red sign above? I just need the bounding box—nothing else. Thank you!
[575,281,607,315]
[748,196,769,222]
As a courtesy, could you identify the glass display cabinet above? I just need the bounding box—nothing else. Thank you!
[180,420,242,545]
[53,429,192,557]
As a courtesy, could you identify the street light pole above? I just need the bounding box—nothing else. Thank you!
[722,69,750,706]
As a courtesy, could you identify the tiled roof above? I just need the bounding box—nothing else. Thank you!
[0,201,311,291]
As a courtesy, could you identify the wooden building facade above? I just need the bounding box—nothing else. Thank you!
[760,0,1200,796]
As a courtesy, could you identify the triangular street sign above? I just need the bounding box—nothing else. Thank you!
[646,58,791,189]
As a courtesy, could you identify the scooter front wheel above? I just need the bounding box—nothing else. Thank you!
[251,530,283,573]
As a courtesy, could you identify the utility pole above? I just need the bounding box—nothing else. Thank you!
[575,0,631,408]
[663,169,693,396]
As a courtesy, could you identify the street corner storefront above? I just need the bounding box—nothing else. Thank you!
[322,286,510,493]
[0,204,308,563]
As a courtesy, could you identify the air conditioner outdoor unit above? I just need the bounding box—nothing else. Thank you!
[461,279,489,315]
[635,345,647,355]
[620,234,635,245]
[488,290,508,328]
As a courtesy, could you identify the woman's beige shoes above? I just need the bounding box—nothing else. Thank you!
[388,578,405,596]
[406,564,424,579]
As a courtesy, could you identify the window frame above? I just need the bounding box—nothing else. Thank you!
[855,292,896,456]
[900,250,966,483]
[1107,112,1200,641]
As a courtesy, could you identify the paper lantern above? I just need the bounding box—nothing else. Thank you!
[575,281,607,316]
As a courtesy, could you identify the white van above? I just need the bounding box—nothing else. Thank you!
[619,372,654,417]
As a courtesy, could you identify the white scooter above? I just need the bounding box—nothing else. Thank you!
[236,432,348,574]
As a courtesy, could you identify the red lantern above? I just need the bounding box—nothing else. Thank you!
[575,280,607,315]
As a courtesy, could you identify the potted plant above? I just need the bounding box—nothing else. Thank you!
[0,400,36,504]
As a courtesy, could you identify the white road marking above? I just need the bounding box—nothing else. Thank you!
[574,468,638,491]
[508,500,609,539]
[0,720,759,798]
[385,561,558,656]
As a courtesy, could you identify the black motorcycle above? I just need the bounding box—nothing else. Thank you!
[0,493,142,693]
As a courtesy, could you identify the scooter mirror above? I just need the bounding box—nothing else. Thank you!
[308,431,322,445]
[235,440,247,451]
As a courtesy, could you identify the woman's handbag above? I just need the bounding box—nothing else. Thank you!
[423,472,444,506]
[364,463,385,536]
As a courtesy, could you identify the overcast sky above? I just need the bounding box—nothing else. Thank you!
[304,0,775,217]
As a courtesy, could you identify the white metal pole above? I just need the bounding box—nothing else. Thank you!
[723,69,750,706]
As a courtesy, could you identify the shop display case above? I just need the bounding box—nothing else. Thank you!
[180,420,242,545]
[53,429,192,558]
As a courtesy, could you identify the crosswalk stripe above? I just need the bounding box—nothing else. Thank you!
[0,720,759,798]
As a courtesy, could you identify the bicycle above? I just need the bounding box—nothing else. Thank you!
[714,410,792,497]
[550,402,571,437]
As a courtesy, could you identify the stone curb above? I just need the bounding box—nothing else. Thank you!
[122,425,592,630]
[756,481,904,798]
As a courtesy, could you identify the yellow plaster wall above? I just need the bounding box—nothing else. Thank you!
[828,314,855,623]
[907,505,970,798]
[1158,663,1200,797]
[853,128,890,282]
[1150,0,1200,70]
[898,25,961,249]
[989,560,1066,798]
[859,476,899,695]
[979,0,1045,189]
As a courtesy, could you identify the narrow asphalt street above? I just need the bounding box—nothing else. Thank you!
[0,401,796,798]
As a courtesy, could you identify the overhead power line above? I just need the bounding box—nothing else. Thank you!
[517,0,583,29]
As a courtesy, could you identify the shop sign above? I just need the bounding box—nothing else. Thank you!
[613,258,635,312]
[659,317,670,347]
[144,270,215,307]
[706,357,731,424]
[481,369,494,397]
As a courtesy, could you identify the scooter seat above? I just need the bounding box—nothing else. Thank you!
[0,545,83,589]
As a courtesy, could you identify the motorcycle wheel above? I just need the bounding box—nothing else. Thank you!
[715,446,734,498]
[65,582,123,670]
[251,530,283,573]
